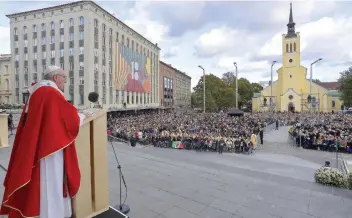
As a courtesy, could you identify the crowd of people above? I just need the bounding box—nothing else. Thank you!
[289,113,352,153]
[108,110,297,154]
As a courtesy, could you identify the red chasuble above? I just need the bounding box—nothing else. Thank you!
[0,86,81,217]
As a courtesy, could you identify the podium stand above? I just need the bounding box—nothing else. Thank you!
[0,114,9,148]
[72,109,128,218]
[72,109,109,218]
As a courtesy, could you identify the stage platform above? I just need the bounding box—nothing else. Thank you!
[93,206,129,218]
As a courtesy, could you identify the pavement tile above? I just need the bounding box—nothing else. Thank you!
[161,206,198,218]
[197,206,233,218]
[208,198,242,214]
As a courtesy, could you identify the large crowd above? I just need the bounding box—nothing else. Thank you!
[289,113,352,153]
[108,110,297,153]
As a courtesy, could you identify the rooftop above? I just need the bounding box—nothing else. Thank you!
[160,61,191,80]
[318,82,341,90]
[6,0,160,50]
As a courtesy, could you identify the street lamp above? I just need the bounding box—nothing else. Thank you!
[198,65,205,113]
[234,62,238,109]
[271,61,277,111]
[309,58,323,113]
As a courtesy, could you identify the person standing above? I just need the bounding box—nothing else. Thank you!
[259,125,264,145]
[0,66,89,218]
[276,119,279,130]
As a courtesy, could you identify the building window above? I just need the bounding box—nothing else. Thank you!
[290,43,292,52]
[33,52,37,60]
[24,40,28,47]
[42,65,46,72]
[50,22,55,30]
[79,93,84,105]
[109,28,112,35]
[60,49,64,57]
[4,79,9,90]
[69,48,74,56]
[79,77,84,85]
[286,44,288,53]
[70,32,74,41]
[69,18,74,26]
[79,16,84,25]
[51,50,55,58]
[79,61,84,70]
[41,23,46,30]
[332,101,336,108]
[102,24,106,32]
[23,26,27,34]
[60,34,64,42]
[60,20,64,28]
[33,38,37,46]
[50,35,55,44]
[79,47,84,55]
[43,51,46,59]
[79,32,84,40]
[94,19,98,27]
[33,25,37,32]
[14,28,18,35]
[70,61,74,70]
[24,53,28,60]
[294,42,296,52]
[42,37,46,45]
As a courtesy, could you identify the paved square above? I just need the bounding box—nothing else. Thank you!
[0,126,351,218]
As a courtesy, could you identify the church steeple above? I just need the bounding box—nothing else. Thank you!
[286,3,297,38]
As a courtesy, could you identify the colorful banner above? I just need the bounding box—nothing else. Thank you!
[115,43,151,93]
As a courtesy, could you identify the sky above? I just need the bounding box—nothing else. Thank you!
[0,0,352,89]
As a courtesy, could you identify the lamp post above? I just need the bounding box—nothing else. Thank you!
[198,65,205,113]
[234,62,238,109]
[271,61,277,112]
[309,58,323,113]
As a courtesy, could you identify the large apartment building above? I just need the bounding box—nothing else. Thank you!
[7,0,160,109]
[0,54,12,104]
[159,61,191,108]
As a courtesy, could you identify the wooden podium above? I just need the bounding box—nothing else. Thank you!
[72,109,109,218]
[0,114,9,148]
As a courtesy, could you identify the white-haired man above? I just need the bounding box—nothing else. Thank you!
[1,66,88,218]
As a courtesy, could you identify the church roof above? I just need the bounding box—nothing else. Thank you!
[318,82,341,90]
[253,93,261,98]
[327,90,343,97]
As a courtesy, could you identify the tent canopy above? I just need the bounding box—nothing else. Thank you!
[227,108,244,116]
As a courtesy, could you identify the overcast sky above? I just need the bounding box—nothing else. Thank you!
[0,0,351,88]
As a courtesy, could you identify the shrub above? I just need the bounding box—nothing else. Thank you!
[348,173,352,189]
[315,167,347,188]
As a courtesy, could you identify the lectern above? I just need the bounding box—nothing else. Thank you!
[72,109,109,218]
[0,114,9,148]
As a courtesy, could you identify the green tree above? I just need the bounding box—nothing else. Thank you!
[221,71,236,86]
[238,78,253,107]
[338,66,352,107]
[251,82,263,93]
[312,79,321,83]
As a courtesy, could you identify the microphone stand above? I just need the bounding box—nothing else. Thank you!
[108,136,130,214]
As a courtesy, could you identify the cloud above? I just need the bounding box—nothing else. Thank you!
[162,46,179,58]
[0,26,10,54]
[124,1,169,44]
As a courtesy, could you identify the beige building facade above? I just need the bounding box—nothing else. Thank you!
[7,1,160,109]
[174,69,191,107]
[0,54,12,104]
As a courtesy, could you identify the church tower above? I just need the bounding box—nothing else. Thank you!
[278,2,306,95]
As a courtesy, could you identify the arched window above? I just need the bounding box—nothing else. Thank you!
[94,19,98,27]
[41,23,46,30]
[33,25,37,32]
[289,43,292,52]
[13,28,18,35]
[4,79,9,90]
[286,44,288,53]
[50,22,55,30]
[332,100,336,108]
[60,20,64,28]
[102,24,106,32]
[69,18,74,26]
[23,26,27,34]
[294,43,296,52]
[79,16,84,25]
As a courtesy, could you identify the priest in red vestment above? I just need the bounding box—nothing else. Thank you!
[0,66,88,218]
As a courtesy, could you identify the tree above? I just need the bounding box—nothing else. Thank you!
[238,78,253,107]
[251,83,263,93]
[221,72,236,86]
[312,79,321,83]
[338,66,352,107]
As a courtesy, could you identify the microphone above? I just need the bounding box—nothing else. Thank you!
[88,92,102,108]
[88,92,99,103]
